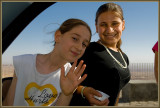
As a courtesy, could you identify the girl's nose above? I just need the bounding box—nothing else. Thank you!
[105,26,114,33]
[75,43,82,51]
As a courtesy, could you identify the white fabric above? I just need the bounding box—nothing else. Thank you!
[13,54,71,106]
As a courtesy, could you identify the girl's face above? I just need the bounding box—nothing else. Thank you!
[96,11,125,48]
[55,25,90,62]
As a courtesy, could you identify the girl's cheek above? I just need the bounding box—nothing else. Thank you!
[81,50,85,55]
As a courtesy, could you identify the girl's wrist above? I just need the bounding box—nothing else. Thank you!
[61,92,73,97]
[81,86,87,99]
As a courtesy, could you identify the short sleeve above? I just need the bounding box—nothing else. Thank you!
[13,54,35,77]
[152,41,158,53]
[64,63,72,76]
[13,55,22,77]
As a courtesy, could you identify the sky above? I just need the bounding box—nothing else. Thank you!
[2,2,159,65]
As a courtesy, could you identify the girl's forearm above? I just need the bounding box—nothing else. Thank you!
[154,51,158,83]
[3,74,17,106]
[56,93,73,106]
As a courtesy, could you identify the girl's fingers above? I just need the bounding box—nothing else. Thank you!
[92,89,102,97]
[77,74,87,84]
[69,60,77,73]
[74,60,84,75]
[76,64,86,78]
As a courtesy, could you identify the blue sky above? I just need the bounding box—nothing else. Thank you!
[2,2,158,64]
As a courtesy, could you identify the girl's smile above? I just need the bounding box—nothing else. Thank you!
[70,50,80,57]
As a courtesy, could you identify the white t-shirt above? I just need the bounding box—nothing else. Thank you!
[13,54,72,106]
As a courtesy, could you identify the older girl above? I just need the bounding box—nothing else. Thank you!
[70,3,131,106]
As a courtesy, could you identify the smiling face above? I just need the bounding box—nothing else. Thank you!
[96,11,125,49]
[55,25,91,62]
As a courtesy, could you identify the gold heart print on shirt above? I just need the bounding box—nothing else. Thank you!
[24,82,58,106]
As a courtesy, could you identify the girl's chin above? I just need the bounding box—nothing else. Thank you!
[104,36,115,40]
[67,58,77,63]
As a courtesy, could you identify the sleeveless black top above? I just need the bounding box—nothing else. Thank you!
[70,42,131,106]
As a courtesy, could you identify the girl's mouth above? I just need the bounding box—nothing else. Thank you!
[103,33,117,37]
[71,51,80,56]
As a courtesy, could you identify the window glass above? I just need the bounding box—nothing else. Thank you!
[2,2,158,65]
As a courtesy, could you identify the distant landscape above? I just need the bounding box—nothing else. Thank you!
[2,65,14,78]
[2,63,155,80]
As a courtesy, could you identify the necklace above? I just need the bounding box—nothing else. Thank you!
[99,42,127,68]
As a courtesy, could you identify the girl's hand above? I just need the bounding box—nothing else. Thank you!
[83,87,110,106]
[60,60,87,96]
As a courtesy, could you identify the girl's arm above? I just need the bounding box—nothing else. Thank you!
[3,72,17,106]
[76,86,109,106]
[154,51,158,83]
[56,93,73,106]
[114,92,120,106]
[57,60,87,105]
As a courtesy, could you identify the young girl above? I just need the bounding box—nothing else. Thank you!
[3,18,92,106]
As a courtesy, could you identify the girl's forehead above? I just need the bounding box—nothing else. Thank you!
[98,11,122,22]
[100,11,120,17]
[68,26,91,38]
[98,11,122,18]
[99,14,121,20]
[71,25,90,33]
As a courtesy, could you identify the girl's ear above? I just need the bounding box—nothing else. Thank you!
[122,20,125,31]
[55,30,62,43]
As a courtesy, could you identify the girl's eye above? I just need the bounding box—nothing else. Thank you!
[82,42,87,48]
[100,23,107,27]
[112,22,119,26]
[72,37,78,41]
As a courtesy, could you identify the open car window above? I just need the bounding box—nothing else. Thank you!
[2,2,158,65]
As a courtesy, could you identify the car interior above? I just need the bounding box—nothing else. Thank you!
[2,2,55,102]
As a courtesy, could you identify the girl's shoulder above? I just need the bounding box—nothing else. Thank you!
[122,52,128,58]
[13,54,36,59]
[13,54,37,66]
[121,52,129,65]
[80,42,105,61]
[86,42,105,52]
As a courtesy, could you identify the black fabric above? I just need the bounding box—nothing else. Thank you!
[70,42,131,106]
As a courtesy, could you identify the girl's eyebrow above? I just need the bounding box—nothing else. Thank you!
[112,21,120,23]
[100,22,106,24]
[72,33,80,37]
[73,33,90,43]
[100,20,119,23]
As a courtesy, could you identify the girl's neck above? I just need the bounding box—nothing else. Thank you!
[97,40,118,52]
[36,50,67,74]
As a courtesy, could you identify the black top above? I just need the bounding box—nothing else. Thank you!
[70,42,131,106]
